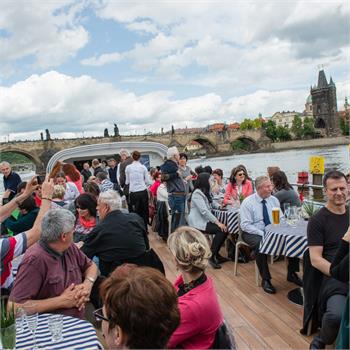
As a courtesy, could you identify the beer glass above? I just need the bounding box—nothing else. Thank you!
[272,207,280,225]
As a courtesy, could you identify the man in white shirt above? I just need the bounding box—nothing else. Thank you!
[240,176,301,294]
[126,151,151,232]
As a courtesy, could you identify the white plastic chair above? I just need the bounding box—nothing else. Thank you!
[233,229,260,287]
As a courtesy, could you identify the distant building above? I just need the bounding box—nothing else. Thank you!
[228,122,240,130]
[338,97,350,124]
[208,123,225,132]
[185,140,203,152]
[303,94,313,117]
[271,111,303,128]
[311,70,339,136]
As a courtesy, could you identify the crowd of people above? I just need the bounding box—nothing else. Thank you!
[0,150,349,349]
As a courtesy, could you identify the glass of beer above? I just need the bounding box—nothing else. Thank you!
[272,207,280,225]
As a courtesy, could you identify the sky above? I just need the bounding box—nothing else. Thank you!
[0,0,349,141]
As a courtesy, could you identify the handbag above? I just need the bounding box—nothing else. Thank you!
[212,321,236,349]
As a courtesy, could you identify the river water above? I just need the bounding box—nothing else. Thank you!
[0,145,349,194]
[188,144,349,183]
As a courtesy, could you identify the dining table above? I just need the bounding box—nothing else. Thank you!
[15,313,103,350]
[259,219,308,306]
[212,208,240,235]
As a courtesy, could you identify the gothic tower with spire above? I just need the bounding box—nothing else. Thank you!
[311,70,339,136]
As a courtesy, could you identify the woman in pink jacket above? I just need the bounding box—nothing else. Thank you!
[223,165,253,207]
[167,226,224,349]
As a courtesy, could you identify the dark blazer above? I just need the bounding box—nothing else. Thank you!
[82,210,149,276]
[119,157,133,196]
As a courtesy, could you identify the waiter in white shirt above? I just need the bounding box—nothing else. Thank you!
[125,151,151,232]
[240,175,302,294]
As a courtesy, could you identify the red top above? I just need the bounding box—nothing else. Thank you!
[149,180,161,197]
[34,194,42,207]
[168,275,223,349]
[223,179,253,205]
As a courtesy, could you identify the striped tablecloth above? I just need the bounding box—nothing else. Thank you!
[259,220,308,259]
[212,209,239,235]
[16,313,103,350]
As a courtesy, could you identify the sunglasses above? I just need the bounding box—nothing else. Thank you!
[93,308,109,322]
[236,173,245,176]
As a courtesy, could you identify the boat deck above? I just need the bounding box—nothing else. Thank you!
[150,232,313,349]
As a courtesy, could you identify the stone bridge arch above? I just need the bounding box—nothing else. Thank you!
[0,147,44,172]
[230,136,259,151]
[186,137,217,154]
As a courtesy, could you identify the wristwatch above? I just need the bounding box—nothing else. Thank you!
[85,276,95,284]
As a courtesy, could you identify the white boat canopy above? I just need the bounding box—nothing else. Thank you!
[46,141,168,172]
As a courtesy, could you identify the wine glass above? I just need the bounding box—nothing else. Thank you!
[48,314,63,342]
[23,304,39,349]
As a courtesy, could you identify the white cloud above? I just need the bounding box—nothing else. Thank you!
[1,71,349,141]
[0,1,89,69]
[81,52,122,66]
[91,0,350,92]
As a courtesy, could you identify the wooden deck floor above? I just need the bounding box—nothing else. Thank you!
[150,232,313,350]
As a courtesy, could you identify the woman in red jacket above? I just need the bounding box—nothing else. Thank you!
[223,165,253,208]
[167,226,224,349]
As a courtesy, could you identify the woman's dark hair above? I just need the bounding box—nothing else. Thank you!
[100,265,180,349]
[203,165,212,174]
[75,193,97,217]
[55,171,66,180]
[84,181,100,198]
[18,195,37,212]
[17,181,27,193]
[153,171,161,181]
[194,172,211,202]
[212,168,223,178]
[195,165,204,175]
[179,153,188,161]
[229,165,248,186]
[271,170,293,191]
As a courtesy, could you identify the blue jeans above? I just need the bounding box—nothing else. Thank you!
[168,194,186,232]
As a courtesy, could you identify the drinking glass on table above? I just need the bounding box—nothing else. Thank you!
[283,203,290,218]
[15,307,25,333]
[287,206,298,227]
[48,314,63,342]
[23,303,39,349]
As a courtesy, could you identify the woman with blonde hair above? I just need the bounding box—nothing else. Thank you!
[167,226,224,349]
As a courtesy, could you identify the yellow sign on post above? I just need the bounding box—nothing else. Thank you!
[309,156,325,175]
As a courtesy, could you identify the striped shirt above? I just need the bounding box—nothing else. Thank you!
[1,232,27,288]
[100,179,114,192]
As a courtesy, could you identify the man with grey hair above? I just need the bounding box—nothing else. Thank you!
[0,161,22,202]
[160,146,186,231]
[9,209,98,318]
[81,190,157,276]
[240,176,301,294]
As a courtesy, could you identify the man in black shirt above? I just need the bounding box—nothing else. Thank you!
[80,162,92,183]
[81,190,149,277]
[107,157,118,185]
[1,161,22,201]
[307,170,349,349]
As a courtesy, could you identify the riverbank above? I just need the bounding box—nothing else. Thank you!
[201,135,350,159]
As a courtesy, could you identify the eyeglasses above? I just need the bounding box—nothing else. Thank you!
[236,173,245,177]
[93,308,109,322]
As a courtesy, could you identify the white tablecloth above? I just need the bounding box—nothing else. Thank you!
[259,220,308,258]
[16,313,103,350]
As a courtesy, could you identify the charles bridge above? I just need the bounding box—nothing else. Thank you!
[0,129,271,171]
